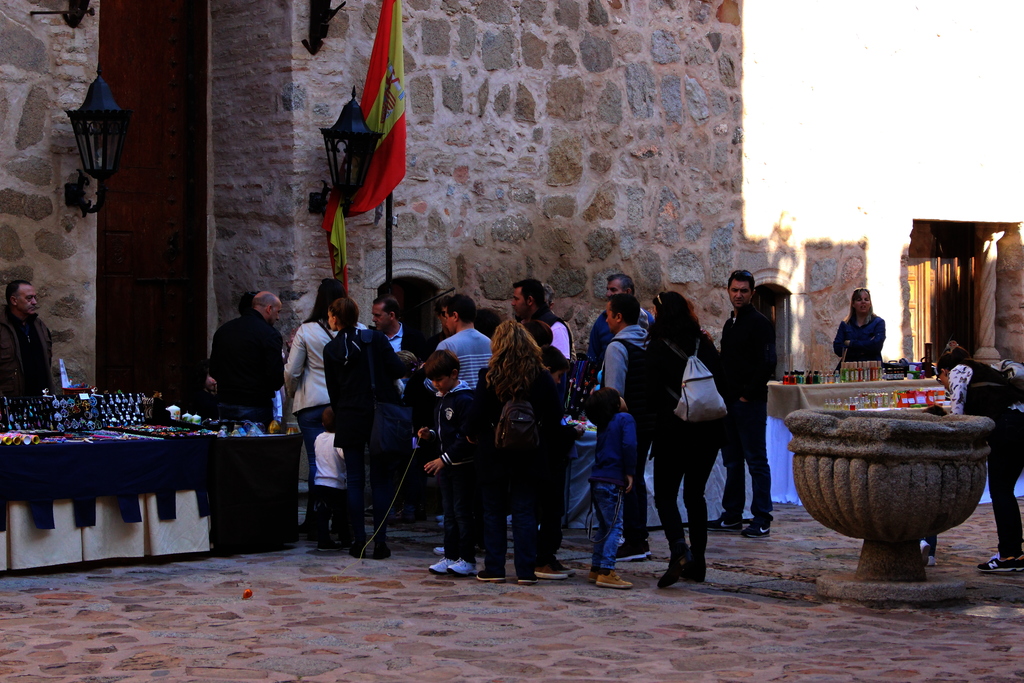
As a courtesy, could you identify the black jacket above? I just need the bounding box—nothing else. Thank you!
[720,305,776,403]
[323,327,407,414]
[432,383,476,466]
[467,367,563,483]
[209,309,284,408]
[646,333,727,448]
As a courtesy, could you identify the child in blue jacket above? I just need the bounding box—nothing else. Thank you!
[418,350,477,577]
[584,387,637,589]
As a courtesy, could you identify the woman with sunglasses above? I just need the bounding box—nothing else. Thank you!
[832,288,885,363]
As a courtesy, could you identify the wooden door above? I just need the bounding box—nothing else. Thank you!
[97,0,207,401]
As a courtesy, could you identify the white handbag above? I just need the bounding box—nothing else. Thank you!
[665,337,728,422]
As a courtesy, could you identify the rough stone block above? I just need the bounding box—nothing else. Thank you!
[625,64,655,119]
[550,0,577,29]
[25,194,53,221]
[52,294,85,319]
[626,186,646,228]
[689,0,711,23]
[0,15,47,73]
[551,38,577,67]
[596,83,622,125]
[655,187,681,244]
[521,0,545,24]
[281,84,305,112]
[458,16,476,58]
[494,84,511,116]
[549,266,587,297]
[442,74,463,112]
[585,228,615,261]
[684,76,709,123]
[3,157,51,186]
[511,187,535,204]
[710,88,729,116]
[0,224,25,261]
[685,220,704,242]
[422,19,451,56]
[0,189,27,218]
[668,247,705,284]
[479,263,513,300]
[587,0,609,26]
[482,30,515,70]
[491,214,533,244]
[707,32,722,52]
[590,151,612,174]
[476,80,489,116]
[582,188,615,222]
[651,30,680,64]
[478,0,513,24]
[543,195,576,218]
[546,130,583,186]
[523,32,547,69]
[580,33,612,73]
[685,41,713,66]
[409,74,435,115]
[16,85,49,151]
[513,84,536,122]
[719,52,737,87]
[634,249,663,294]
[810,258,838,291]
[0,264,33,284]
[661,74,682,124]
[710,223,734,284]
[546,77,584,121]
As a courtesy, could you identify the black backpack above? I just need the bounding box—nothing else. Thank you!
[494,397,539,451]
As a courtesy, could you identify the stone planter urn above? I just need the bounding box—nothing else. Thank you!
[785,409,994,604]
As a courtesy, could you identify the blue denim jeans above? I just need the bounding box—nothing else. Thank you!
[721,399,773,526]
[218,403,272,427]
[591,482,625,570]
[439,464,476,563]
[295,405,328,483]
[480,472,538,579]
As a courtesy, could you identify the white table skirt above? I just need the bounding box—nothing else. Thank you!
[767,416,1024,506]
[6,491,210,571]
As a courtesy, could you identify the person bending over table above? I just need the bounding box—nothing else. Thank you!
[832,287,885,363]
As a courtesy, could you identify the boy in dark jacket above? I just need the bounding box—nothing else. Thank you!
[418,350,478,577]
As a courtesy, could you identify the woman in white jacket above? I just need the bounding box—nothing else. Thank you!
[285,278,355,536]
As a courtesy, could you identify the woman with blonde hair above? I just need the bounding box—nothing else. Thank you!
[832,287,885,363]
[467,321,562,584]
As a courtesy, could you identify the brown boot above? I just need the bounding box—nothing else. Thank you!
[596,569,633,590]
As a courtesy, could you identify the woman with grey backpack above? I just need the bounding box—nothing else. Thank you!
[645,291,728,587]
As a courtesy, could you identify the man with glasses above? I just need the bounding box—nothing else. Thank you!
[709,270,777,538]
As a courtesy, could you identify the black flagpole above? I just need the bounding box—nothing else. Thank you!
[385,192,394,294]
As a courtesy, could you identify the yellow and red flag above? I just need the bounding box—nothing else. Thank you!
[321,188,348,289]
[348,0,406,215]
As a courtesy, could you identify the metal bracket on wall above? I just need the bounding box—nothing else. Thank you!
[29,0,94,28]
[302,0,347,55]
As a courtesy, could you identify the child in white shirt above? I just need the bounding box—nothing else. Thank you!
[313,406,350,551]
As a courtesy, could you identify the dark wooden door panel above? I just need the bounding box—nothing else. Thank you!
[97,0,206,399]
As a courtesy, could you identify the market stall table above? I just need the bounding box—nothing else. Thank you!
[0,437,212,571]
[766,379,1023,504]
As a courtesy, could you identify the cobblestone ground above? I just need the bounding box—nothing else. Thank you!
[2,503,1024,682]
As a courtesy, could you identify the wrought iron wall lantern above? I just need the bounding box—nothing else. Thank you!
[308,88,382,214]
[29,0,94,28]
[64,69,133,217]
[302,0,347,55]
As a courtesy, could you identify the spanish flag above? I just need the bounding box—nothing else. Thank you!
[321,188,348,289]
[347,0,406,215]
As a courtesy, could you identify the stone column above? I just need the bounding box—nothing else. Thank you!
[974,227,1004,364]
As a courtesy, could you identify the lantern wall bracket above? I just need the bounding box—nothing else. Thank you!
[65,170,106,217]
[302,0,346,55]
[308,180,331,214]
[29,0,94,28]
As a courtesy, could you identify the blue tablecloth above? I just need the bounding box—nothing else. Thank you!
[0,438,211,531]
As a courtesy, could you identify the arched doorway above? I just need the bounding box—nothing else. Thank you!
[753,283,790,379]
[376,277,441,338]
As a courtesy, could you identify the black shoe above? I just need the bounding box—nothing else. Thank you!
[316,540,342,552]
[349,543,367,559]
[372,543,391,560]
[517,574,539,585]
[681,556,706,583]
[708,517,742,532]
[549,558,576,576]
[741,524,770,538]
[978,555,1024,572]
[657,540,693,589]
[616,541,649,562]
[476,570,506,583]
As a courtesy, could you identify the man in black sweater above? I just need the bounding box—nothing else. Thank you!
[209,291,284,426]
[709,270,777,538]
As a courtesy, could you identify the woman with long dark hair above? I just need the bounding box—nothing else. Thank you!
[646,291,727,587]
[467,321,562,584]
[284,278,349,537]
[323,297,407,559]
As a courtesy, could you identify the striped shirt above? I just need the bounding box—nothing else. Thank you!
[437,328,492,390]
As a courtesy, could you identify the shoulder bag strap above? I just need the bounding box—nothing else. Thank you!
[360,329,378,402]
[662,338,689,362]
[317,319,336,339]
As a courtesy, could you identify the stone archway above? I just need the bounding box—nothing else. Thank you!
[360,246,452,334]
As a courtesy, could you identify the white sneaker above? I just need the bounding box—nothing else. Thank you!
[429,558,457,574]
[926,555,937,567]
[433,546,445,556]
[447,559,477,576]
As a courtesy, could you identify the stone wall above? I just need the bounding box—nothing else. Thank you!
[208,0,745,349]
[0,2,99,384]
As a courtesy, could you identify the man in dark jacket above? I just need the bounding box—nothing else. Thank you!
[511,278,573,360]
[209,291,284,425]
[710,270,777,538]
[0,280,56,396]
